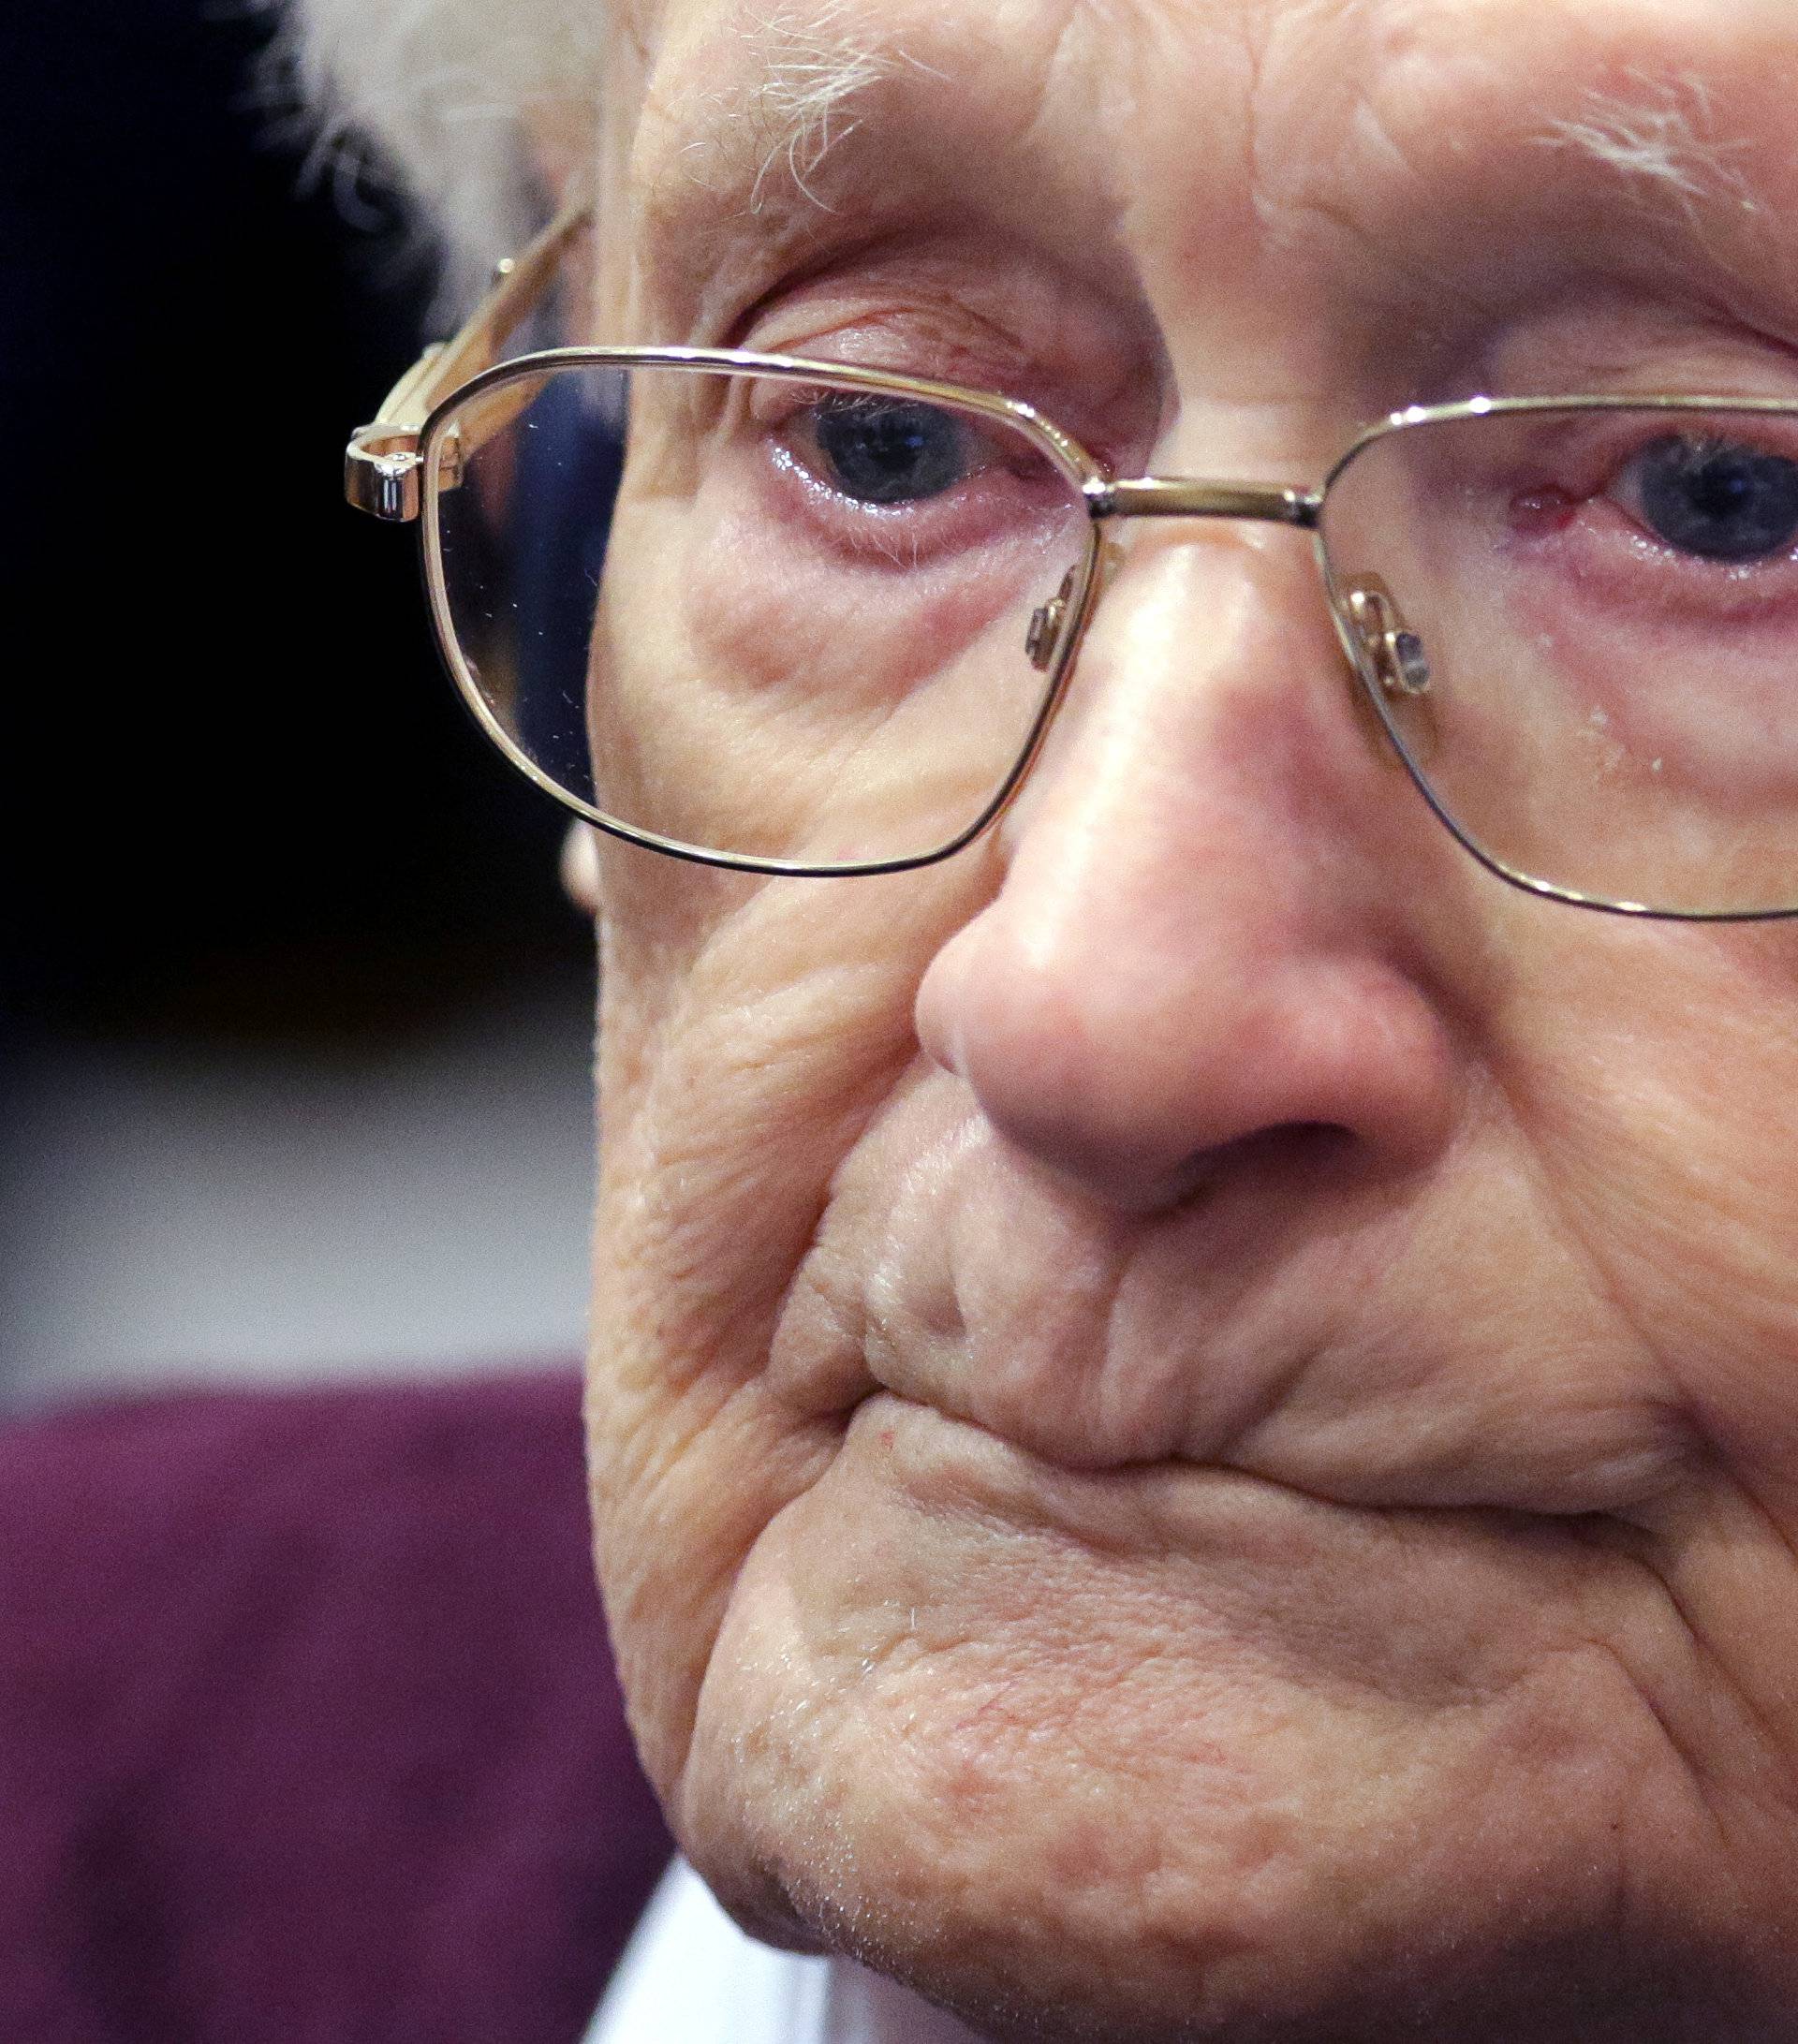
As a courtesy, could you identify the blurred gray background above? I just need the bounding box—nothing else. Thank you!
[0,0,595,1408]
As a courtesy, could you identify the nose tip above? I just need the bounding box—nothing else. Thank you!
[913,532,1462,1212]
[919,920,1455,1210]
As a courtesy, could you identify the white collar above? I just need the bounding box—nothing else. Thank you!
[585,1860,986,2044]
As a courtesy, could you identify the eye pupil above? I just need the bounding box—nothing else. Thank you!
[1637,434,1798,562]
[814,398,966,505]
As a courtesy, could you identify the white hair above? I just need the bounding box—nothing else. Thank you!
[273,0,609,303]
[739,0,916,213]
[276,0,926,306]
[1539,71,1764,224]
[278,7,1762,316]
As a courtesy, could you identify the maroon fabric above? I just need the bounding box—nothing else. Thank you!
[0,1372,672,2044]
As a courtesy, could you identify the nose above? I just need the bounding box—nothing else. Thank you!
[914,526,1463,1212]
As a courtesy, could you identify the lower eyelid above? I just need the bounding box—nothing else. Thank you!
[1508,506,1798,623]
[766,437,980,524]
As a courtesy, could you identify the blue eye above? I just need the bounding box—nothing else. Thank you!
[811,397,971,505]
[1629,434,1798,563]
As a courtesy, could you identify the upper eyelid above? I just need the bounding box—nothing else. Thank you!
[731,271,1160,418]
[1498,412,1798,473]
[775,402,1025,482]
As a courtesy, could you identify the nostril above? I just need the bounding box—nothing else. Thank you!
[1207,1120,1362,1184]
[1040,1122,1372,1227]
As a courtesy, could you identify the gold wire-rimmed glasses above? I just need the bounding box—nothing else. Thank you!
[348,203,1798,919]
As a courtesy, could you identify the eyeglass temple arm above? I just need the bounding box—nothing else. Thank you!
[345,199,593,522]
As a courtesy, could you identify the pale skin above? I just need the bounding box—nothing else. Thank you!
[569,2,1798,2036]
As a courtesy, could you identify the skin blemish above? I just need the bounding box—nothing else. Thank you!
[1512,484,1581,535]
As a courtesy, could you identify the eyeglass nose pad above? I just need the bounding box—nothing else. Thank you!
[1025,568,1079,672]
[1343,575,1432,697]
[1024,541,1124,674]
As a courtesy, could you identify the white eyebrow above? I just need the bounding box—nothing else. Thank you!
[728,0,940,213]
[1537,71,1765,225]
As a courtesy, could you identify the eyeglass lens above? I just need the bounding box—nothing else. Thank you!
[433,369,1798,910]
[428,362,1093,870]
[1321,404,1798,916]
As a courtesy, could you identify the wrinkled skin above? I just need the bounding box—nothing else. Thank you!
[577,3,1798,2037]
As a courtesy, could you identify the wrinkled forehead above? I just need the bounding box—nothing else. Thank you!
[617,0,1798,366]
[637,0,1794,102]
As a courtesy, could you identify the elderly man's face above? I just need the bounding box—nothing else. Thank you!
[581,1,1798,2035]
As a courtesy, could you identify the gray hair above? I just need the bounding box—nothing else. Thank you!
[274,0,608,304]
[277,7,1763,316]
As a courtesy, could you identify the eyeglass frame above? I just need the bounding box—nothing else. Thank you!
[346,198,1798,921]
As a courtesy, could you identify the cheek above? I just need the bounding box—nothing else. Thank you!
[588,475,1077,872]
[1504,920,1798,1461]
[582,845,992,1797]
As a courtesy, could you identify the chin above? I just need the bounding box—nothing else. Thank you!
[667,1403,1792,2044]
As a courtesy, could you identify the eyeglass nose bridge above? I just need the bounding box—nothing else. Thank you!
[1035,473,1434,721]
[1035,474,1329,677]
[1062,477,1434,700]
[1022,475,1327,675]
[1088,477,1322,527]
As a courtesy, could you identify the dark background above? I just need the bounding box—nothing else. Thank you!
[2,0,574,1041]
[0,35,661,2038]
[1,0,596,1404]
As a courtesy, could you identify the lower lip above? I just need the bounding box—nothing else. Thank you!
[835,1390,1614,1605]
[808,1392,1624,1741]
[841,1390,1379,1564]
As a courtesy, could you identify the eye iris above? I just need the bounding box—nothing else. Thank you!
[814,399,966,505]
[1636,434,1798,562]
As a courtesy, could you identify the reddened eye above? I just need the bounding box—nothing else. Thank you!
[1613,434,1798,563]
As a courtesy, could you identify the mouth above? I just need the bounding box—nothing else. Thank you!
[840,1388,1611,1550]
[766,1080,1694,1522]
[778,1390,1644,1728]
[772,1230,1689,1522]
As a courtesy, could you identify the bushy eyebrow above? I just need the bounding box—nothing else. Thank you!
[637,0,1798,358]
[660,7,1778,219]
